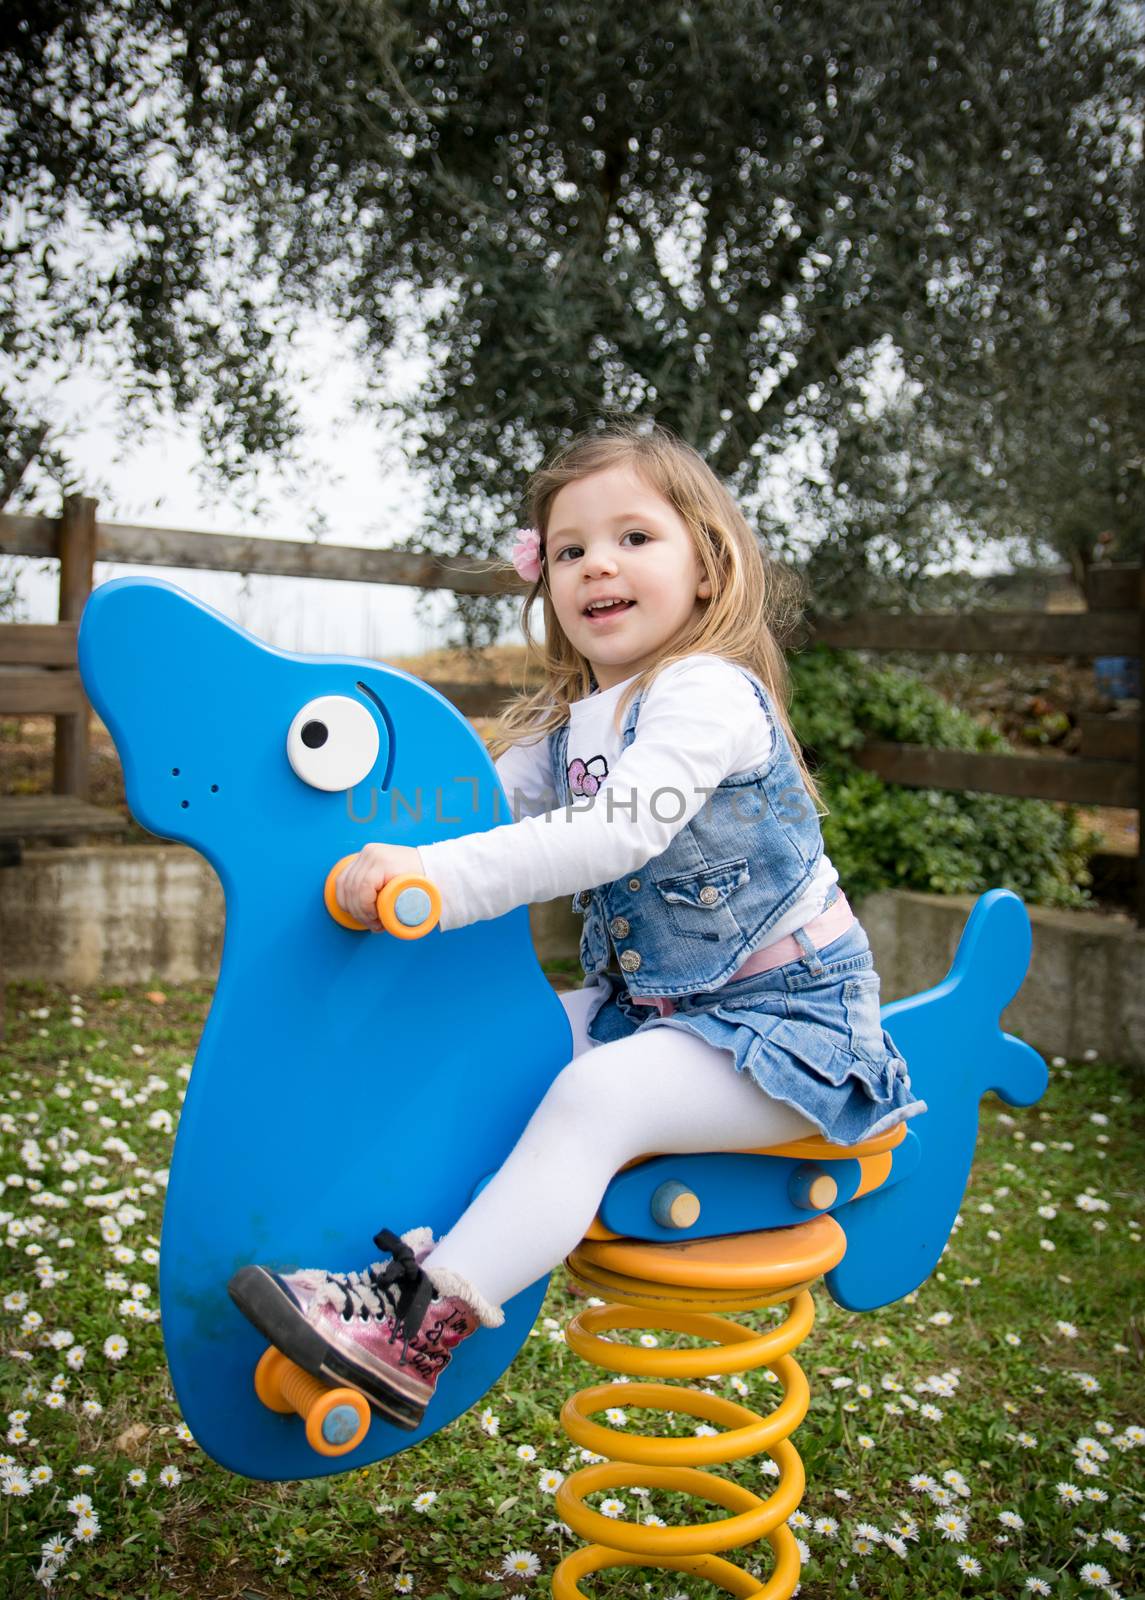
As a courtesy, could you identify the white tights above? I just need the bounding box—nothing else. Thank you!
[423,986,816,1311]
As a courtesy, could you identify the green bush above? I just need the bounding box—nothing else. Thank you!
[789,647,1100,909]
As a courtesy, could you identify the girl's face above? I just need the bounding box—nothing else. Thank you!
[544,463,711,691]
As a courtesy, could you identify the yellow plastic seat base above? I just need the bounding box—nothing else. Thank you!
[566,1215,846,1313]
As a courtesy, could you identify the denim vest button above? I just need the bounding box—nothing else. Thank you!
[577,890,592,909]
[619,950,642,973]
[609,916,630,938]
[628,878,641,891]
[698,886,721,905]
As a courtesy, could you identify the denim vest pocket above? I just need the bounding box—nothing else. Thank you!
[653,858,750,943]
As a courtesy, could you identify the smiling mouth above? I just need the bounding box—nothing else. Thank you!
[583,600,636,618]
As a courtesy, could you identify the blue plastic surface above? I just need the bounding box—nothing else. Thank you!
[825,889,1048,1310]
[599,1150,865,1238]
[77,578,573,1480]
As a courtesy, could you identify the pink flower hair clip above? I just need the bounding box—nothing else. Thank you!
[510,526,544,583]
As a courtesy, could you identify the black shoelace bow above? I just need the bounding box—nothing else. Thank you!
[324,1228,436,1366]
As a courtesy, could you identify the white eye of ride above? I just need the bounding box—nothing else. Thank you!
[287,695,380,792]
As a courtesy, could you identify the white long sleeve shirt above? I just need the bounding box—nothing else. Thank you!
[417,653,838,936]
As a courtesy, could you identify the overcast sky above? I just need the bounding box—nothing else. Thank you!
[6,303,1009,666]
[6,311,529,663]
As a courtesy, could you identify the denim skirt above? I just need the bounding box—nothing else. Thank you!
[582,919,927,1147]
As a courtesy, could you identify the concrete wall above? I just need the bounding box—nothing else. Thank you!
[0,844,577,987]
[1,845,225,987]
[2,846,1142,1068]
[859,889,1144,1069]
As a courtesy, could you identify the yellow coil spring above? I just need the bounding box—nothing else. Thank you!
[552,1286,817,1599]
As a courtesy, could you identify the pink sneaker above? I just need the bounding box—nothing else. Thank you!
[228,1228,503,1431]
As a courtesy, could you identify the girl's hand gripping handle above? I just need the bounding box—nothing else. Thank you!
[324,846,441,939]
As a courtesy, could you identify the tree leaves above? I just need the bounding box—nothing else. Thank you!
[2,0,1140,633]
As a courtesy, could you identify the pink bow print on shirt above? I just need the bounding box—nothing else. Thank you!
[568,755,609,796]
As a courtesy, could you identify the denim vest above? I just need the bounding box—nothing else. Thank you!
[549,664,824,998]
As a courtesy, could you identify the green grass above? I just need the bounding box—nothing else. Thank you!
[1,978,1142,1599]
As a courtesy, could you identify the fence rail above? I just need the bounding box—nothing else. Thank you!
[2,498,1141,924]
[853,743,1137,809]
[812,610,1138,657]
[0,510,518,595]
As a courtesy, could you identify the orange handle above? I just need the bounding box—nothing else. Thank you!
[324,856,442,939]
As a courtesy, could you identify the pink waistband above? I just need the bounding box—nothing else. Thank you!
[629,890,854,1020]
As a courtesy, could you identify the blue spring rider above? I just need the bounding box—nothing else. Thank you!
[77,577,1047,1594]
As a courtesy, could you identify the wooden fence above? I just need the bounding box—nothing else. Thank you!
[2,496,1141,924]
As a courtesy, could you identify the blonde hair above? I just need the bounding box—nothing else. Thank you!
[488,420,825,813]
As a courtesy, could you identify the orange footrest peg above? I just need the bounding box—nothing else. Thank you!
[253,1345,370,1457]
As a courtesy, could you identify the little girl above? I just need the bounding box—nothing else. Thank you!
[229,422,924,1432]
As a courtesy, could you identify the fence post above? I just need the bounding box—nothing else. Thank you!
[1138,557,1145,929]
[52,493,97,799]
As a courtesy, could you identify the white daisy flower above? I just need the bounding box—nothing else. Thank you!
[501,1549,540,1577]
[935,1513,968,1541]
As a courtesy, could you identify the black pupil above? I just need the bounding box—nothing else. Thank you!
[301,721,329,749]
